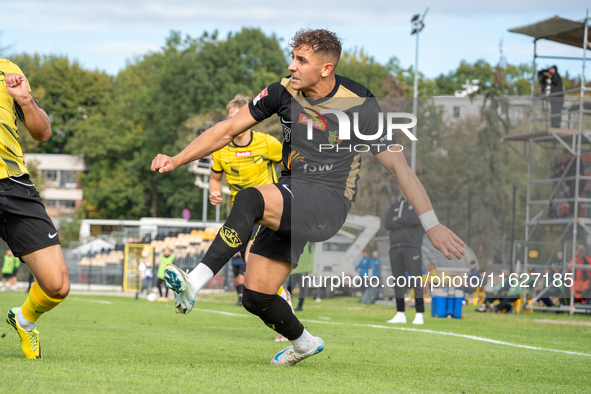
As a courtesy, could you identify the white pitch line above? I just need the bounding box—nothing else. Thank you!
[192,308,591,358]
[68,297,112,305]
[193,308,249,317]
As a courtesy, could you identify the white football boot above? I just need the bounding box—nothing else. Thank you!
[270,337,324,366]
[163,264,198,314]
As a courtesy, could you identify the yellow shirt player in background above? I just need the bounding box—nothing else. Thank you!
[1,59,70,359]
[209,95,291,331]
[209,95,282,206]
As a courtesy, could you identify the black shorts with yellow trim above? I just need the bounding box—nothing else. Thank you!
[0,176,60,257]
[238,224,262,260]
[249,177,350,267]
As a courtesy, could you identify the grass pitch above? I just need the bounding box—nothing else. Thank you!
[1,291,590,393]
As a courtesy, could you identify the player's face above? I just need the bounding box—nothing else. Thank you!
[227,107,238,120]
[227,107,248,138]
[288,46,324,92]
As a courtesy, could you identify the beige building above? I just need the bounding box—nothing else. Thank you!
[24,154,86,220]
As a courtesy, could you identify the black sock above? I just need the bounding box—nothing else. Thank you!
[396,298,405,312]
[242,287,304,340]
[237,284,244,299]
[415,298,425,313]
[201,188,265,274]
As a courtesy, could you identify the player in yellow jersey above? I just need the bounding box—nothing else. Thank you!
[1,60,70,359]
[208,95,291,315]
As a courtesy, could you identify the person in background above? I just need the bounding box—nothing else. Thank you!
[385,192,425,325]
[568,244,591,303]
[157,247,175,301]
[423,263,438,297]
[369,250,382,301]
[231,252,247,306]
[288,243,314,312]
[2,249,16,291]
[138,259,154,298]
[356,251,370,296]
[543,66,564,128]
[8,251,21,291]
[476,269,511,312]
[460,261,480,303]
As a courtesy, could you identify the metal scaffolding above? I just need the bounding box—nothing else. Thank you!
[504,11,591,314]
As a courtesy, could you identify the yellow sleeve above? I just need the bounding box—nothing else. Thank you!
[266,135,283,163]
[211,152,223,173]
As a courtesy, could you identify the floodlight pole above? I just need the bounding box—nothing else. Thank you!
[411,31,419,172]
[410,8,427,172]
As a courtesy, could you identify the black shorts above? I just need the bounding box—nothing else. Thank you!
[0,176,60,257]
[232,264,246,278]
[249,177,350,265]
[2,272,11,279]
[11,267,18,277]
[238,225,262,259]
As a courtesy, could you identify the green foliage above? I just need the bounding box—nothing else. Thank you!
[430,60,531,96]
[337,49,392,95]
[70,28,287,219]
[9,53,113,154]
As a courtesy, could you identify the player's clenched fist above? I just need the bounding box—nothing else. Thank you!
[151,154,178,173]
[209,191,222,206]
[4,73,31,102]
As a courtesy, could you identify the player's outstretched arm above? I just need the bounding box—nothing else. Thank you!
[151,106,258,173]
[5,73,51,142]
[375,150,465,260]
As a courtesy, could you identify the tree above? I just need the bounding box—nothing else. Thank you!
[9,54,113,154]
[70,28,287,219]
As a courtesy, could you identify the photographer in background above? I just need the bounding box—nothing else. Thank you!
[542,66,564,128]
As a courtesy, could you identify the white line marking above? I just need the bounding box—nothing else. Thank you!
[68,297,112,305]
[193,308,249,317]
[192,308,591,358]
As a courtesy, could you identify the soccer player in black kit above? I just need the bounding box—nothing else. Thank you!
[151,29,465,366]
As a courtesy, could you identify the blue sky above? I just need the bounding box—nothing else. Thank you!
[2,0,590,80]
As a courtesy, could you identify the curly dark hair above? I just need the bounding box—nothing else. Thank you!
[289,28,342,62]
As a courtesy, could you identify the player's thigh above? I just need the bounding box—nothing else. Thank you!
[244,253,291,295]
[21,244,69,298]
[255,184,284,231]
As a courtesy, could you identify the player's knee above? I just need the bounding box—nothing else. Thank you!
[44,275,70,299]
[232,188,265,221]
[242,287,271,316]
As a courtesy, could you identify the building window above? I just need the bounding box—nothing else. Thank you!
[42,170,57,182]
[60,200,76,208]
[60,170,78,188]
[453,106,461,118]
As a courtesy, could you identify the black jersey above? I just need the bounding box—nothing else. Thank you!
[248,75,394,202]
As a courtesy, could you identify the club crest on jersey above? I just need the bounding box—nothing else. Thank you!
[235,151,252,158]
[328,130,342,146]
[253,87,268,106]
[220,226,242,248]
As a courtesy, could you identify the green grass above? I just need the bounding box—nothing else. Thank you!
[1,292,591,393]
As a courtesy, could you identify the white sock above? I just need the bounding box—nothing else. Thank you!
[396,311,405,317]
[187,263,214,293]
[16,308,35,331]
[291,329,315,354]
